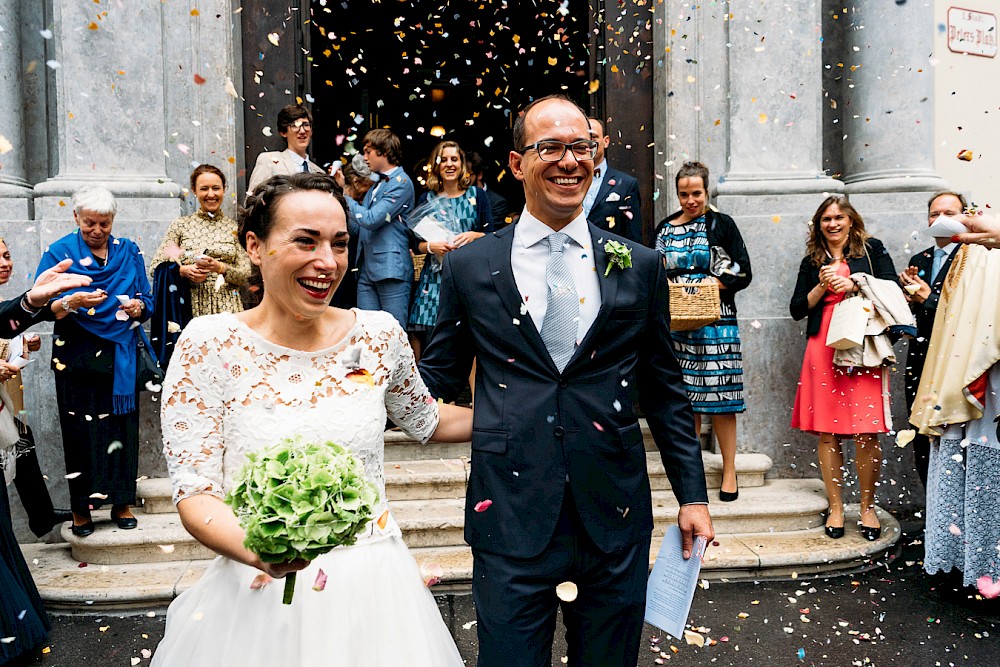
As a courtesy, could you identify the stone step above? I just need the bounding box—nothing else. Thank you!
[137,450,774,514]
[80,479,825,565]
[25,506,899,610]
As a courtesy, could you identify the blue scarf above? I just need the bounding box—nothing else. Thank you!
[36,230,151,414]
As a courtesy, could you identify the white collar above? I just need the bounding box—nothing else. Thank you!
[282,148,310,163]
[516,208,591,250]
[936,242,958,255]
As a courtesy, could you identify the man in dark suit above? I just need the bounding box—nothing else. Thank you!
[467,151,511,226]
[334,128,415,328]
[419,95,713,667]
[899,190,965,487]
[583,117,643,244]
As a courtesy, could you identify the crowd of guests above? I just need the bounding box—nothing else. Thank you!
[1,94,999,664]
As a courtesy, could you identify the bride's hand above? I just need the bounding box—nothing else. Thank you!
[255,558,311,580]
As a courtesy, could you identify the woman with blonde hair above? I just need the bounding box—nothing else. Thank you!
[407,140,493,360]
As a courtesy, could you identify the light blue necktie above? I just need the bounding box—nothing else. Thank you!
[931,247,947,283]
[540,232,579,373]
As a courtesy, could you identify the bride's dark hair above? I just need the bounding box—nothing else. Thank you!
[238,173,347,297]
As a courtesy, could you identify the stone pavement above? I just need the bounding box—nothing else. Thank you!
[17,524,999,666]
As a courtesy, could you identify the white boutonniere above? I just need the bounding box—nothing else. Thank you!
[603,240,633,277]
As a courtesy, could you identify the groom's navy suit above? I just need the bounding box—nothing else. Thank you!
[419,222,707,665]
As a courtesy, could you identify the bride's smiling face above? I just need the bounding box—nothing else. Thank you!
[245,189,350,320]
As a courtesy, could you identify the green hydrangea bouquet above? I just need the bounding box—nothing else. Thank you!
[225,437,379,604]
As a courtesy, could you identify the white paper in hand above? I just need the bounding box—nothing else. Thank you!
[926,214,968,238]
[411,216,454,244]
[644,525,707,639]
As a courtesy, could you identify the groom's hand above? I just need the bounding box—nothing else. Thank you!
[678,504,714,560]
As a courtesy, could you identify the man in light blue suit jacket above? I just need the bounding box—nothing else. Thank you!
[336,129,415,327]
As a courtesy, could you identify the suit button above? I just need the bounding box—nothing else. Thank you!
[554,426,565,438]
[558,379,568,389]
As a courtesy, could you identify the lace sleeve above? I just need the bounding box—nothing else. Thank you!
[384,319,439,443]
[161,319,227,504]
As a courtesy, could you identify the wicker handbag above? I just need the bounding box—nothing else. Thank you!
[668,280,721,332]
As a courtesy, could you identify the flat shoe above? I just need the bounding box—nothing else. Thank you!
[112,515,138,530]
[71,521,95,537]
[825,524,845,539]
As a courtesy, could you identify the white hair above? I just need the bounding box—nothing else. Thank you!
[72,185,117,217]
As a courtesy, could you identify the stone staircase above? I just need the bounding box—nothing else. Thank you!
[24,423,900,609]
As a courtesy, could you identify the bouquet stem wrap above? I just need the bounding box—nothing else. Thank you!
[225,438,380,605]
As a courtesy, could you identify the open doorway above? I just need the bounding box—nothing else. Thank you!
[308,0,597,212]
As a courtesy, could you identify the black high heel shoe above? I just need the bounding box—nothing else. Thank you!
[719,487,739,502]
[859,525,881,541]
[825,524,845,539]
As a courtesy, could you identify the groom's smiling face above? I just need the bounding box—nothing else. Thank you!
[510,98,594,230]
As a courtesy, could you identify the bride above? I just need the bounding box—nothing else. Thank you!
[152,173,471,666]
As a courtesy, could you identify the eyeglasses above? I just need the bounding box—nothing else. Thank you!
[516,140,598,163]
[289,121,312,132]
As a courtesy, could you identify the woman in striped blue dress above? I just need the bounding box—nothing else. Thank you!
[653,162,753,501]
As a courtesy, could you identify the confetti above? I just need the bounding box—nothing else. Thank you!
[895,429,916,447]
[976,576,1000,599]
[346,369,375,387]
[376,509,389,530]
[0,135,12,154]
[556,581,578,602]
[267,32,280,47]
[312,568,328,592]
[956,149,973,161]
[421,561,444,587]
[474,499,493,513]
[683,630,705,647]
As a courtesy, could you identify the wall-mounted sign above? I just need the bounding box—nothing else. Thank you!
[948,7,997,58]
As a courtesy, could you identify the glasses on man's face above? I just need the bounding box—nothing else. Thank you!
[290,122,312,132]
[516,140,598,163]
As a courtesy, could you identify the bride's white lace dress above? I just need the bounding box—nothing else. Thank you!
[151,311,463,666]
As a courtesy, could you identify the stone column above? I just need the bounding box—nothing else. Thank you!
[707,1,840,472]
[33,0,179,246]
[841,2,946,193]
[716,0,840,197]
[0,0,32,204]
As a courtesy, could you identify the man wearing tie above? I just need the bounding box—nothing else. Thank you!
[582,117,643,244]
[899,190,965,487]
[334,128,414,328]
[419,95,713,667]
[246,105,325,195]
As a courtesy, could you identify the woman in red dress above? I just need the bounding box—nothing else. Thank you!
[789,195,897,541]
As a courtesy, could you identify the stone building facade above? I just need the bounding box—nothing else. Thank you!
[0,0,996,538]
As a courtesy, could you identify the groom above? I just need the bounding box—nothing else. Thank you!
[419,95,714,666]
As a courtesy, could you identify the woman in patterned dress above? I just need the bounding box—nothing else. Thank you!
[407,141,493,360]
[652,162,752,502]
[149,164,251,319]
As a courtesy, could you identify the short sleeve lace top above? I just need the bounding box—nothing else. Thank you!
[160,310,439,544]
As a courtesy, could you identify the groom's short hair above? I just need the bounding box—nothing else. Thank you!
[512,94,589,151]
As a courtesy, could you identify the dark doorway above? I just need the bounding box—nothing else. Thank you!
[308,0,595,213]
[241,0,654,239]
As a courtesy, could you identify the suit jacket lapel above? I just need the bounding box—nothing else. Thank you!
[933,247,959,290]
[568,226,619,369]
[487,227,557,372]
[594,170,616,210]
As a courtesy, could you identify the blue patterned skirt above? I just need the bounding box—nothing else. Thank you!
[670,308,745,414]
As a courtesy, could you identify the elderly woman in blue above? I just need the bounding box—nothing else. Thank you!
[35,185,154,537]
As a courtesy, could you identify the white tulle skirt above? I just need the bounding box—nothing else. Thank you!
[151,535,463,666]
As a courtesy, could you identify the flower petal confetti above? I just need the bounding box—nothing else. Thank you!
[555,581,578,602]
[474,499,493,513]
[312,568,328,592]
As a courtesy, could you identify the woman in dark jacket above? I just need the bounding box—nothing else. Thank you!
[652,161,752,502]
[789,194,896,542]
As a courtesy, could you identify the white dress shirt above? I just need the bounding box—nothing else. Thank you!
[582,159,607,218]
[511,209,601,345]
